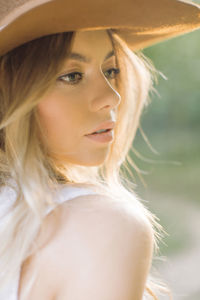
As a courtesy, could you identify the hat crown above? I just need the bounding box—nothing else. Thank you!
[0,0,200,56]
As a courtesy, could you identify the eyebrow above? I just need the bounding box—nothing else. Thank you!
[67,50,115,63]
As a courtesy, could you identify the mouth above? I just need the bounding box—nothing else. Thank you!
[85,120,116,136]
[85,128,114,143]
[86,128,112,136]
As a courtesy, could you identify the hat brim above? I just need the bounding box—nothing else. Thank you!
[0,0,200,55]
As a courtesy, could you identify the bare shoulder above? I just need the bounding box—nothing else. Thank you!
[49,193,154,262]
[20,194,154,300]
[62,192,154,239]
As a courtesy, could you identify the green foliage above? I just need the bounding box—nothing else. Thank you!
[128,29,200,257]
[142,29,200,131]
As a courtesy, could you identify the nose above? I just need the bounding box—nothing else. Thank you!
[89,69,121,112]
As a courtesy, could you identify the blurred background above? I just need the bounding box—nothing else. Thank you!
[130,27,200,299]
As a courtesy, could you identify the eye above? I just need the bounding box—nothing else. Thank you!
[57,72,83,85]
[57,68,120,85]
[104,68,120,80]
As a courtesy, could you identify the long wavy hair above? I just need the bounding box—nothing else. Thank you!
[0,29,172,299]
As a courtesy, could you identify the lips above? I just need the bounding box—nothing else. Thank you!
[89,128,112,135]
[85,121,115,135]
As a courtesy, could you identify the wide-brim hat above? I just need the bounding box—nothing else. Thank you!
[0,0,200,56]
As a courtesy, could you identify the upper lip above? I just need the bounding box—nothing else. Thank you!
[85,120,116,135]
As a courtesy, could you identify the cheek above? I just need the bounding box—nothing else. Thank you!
[37,95,70,145]
[36,91,85,148]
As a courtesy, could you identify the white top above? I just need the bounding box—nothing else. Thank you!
[0,183,97,300]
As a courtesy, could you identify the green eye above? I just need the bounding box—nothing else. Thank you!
[104,68,120,79]
[58,72,83,85]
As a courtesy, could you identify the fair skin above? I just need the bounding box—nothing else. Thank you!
[19,195,154,300]
[18,30,154,300]
[37,29,121,166]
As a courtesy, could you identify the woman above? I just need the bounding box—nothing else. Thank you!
[0,1,200,299]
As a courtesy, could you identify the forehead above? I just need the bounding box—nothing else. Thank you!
[69,30,114,60]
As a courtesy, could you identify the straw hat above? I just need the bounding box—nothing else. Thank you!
[0,0,200,55]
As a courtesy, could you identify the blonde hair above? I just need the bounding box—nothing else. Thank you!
[0,29,172,299]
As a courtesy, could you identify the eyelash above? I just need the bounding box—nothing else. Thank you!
[57,68,120,85]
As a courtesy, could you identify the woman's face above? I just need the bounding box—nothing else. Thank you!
[37,29,121,166]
